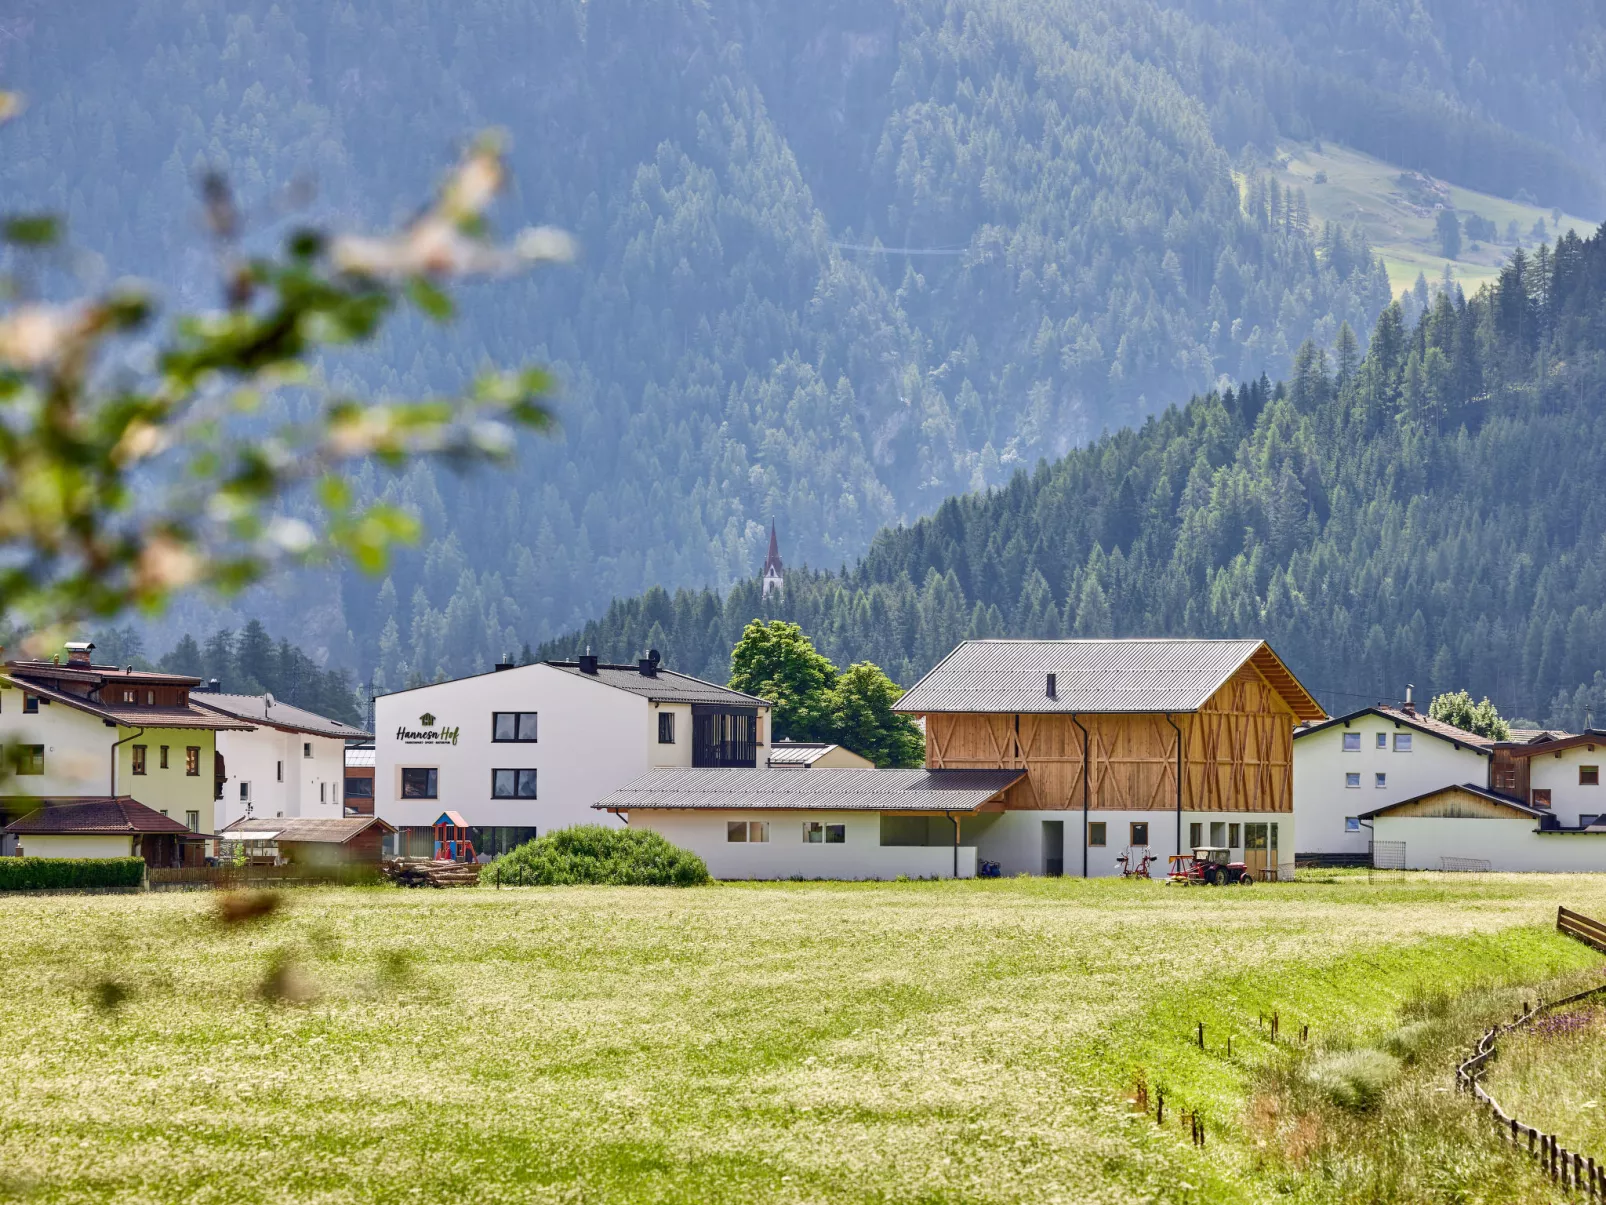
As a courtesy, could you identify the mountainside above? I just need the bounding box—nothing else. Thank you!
[543,226,1606,729]
[3,0,1602,674]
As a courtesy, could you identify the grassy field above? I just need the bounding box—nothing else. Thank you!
[3,875,1606,1204]
[1266,141,1601,297]
[1486,998,1606,1157]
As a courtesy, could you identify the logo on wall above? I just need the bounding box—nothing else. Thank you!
[396,713,459,745]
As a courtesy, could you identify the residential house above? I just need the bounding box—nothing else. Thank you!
[190,690,371,827]
[600,638,1321,880]
[766,741,873,769]
[1361,782,1606,872]
[1292,695,1493,858]
[0,642,254,858]
[3,796,209,863]
[373,652,772,857]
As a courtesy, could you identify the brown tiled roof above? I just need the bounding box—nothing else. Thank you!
[6,660,201,685]
[1,797,199,835]
[1499,729,1606,760]
[223,816,395,843]
[1294,705,1495,752]
[0,674,254,731]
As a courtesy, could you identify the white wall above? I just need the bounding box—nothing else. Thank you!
[972,808,1295,878]
[216,727,349,827]
[1373,816,1606,871]
[632,809,976,879]
[1528,742,1606,827]
[1294,719,1488,854]
[15,834,136,858]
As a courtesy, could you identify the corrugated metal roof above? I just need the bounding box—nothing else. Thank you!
[546,662,769,706]
[766,742,839,766]
[595,767,1023,812]
[895,639,1310,715]
[192,692,372,740]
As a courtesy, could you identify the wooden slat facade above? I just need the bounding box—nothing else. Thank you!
[922,665,1296,813]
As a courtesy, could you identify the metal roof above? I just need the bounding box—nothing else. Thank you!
[766,741,854,766]
[191,692,371,740]
[345,745,375,768]
[223,816,395,842]
[545,662,769,707]
[595,768,1023,812]
[894,639,1323,720]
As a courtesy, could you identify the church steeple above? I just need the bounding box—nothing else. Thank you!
[761,521,784,598]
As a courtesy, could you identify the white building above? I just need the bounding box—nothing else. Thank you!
[191,692,371,828]
[373,654,772,857]
[1293,702,1492,858]
[1363,783,1606,872]
[1507,731,1606,828]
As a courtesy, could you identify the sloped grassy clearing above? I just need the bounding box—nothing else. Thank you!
[1,874,1603,1204]
[1485,999,1606,1158]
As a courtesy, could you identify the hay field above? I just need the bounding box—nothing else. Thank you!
[3,874,1605,1204]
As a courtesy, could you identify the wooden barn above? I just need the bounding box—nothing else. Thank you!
[895,639,1324,878]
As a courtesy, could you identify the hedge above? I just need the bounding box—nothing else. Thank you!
[0,857,145,891]
[481,825,710,887]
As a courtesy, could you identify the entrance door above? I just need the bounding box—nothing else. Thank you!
[1043,820,1064,877]
[1243,823,1281,881]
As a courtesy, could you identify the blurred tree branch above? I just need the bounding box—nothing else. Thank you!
[0,97,572,652]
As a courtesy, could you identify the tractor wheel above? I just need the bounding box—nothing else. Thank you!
[1210,868,1227,886]
[1238,871,1254,885]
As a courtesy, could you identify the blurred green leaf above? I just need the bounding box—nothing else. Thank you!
[3,215,60,247]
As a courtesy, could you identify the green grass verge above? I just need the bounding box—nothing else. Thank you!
[1,873,1604,1202]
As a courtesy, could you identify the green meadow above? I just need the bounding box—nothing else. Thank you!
[3,875,1606,1203]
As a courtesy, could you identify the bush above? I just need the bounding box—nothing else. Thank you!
[1305,1048,1402,1111]
[481,825,709,887]
[0,857,145,891]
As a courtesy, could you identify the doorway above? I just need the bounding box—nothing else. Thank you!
[1243,822,1281,881]
[1043,820,1064,877]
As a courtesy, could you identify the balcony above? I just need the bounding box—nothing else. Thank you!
[692,706,757,768]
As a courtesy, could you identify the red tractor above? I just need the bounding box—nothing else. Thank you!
[1166,846,1254,886]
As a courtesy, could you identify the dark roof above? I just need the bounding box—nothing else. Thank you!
[595,767,1023,812]
[223,816,395,843]
[6,660,201,686]
[544,662,769,706]
[1358,783,1544,820]
[374,661,769,708]
[894,639,1323,720]
[0,673,255,731]
[1294,705,1495,754]
[763,521,783,576]
[191,692,371,740]
[1496,729,1606,760]
[2,797,200,835]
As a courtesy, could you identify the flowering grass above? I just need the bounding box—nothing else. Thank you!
[1485,998,1606,1157]
[2,872,1605,1203]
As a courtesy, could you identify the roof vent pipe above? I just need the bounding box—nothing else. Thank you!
[1404,683,1415,715]
[1046,672,1057,700]
[494,652,515,672]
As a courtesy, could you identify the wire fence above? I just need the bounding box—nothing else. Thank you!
[1372,840,1407,870]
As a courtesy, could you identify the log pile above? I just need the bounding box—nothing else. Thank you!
[382,857,481,888]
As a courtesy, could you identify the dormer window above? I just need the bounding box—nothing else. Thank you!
[122,690,135,704]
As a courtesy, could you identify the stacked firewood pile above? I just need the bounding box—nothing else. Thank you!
[381,858,482,888]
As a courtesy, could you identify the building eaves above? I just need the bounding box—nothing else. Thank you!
[1358,782,1541,820]
[594,767,1023,812]
[1495,729,1606,760]
[545,662,770,706]
[0,674,256,730]
[191,693,371,740]
[2,796,199,834]
[1294,706,1494,754]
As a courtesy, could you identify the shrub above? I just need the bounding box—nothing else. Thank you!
[1305,1048,1402,1111]
[482,825,709,887]
[0,857,145,891]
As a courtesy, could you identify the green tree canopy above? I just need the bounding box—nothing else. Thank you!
[1435,208,1462,259]
[1428,690,1511,741]
[822,663,925,769]
[728,620,837,741]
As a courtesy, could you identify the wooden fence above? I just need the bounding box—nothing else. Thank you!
[1455,907,1606,1196]
[147,864,378,890]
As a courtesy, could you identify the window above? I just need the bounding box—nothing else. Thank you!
[22,693,37,714]
[320,783,326,803]
[1581,766,1600,786]
[1533,789,1553,809]
[1130,821,1149,847]
[122,690,135,704]
[804,822,845,844]
[1494,765,1519,790]
[493,712,539,742]
[658,712,675,744]
[240,782,251,802]
[1345,817,1361,832]
[159,745,169,769]
[12,744,43,775]
[345,776,373,799]
[146,690,154,706]
[491,768,539,799]
[1375,732,1387,749]
[756,714,764,745]
[1345,772,1361,788]
[727,820,769,843]
[276,760,284,782]
[1228,823,1240,847]
[185,810,199,833]
[185,746,200,776]
[401,768,439,799]
[1393,733,1412,752]
[303,742,313,759]
[1210,821,1226,846]
[1375,772,1387,788]
[1088,822,1106,847]
[1342,732,1361,752]
[131,745,147,775]
[1188,822,1202,847]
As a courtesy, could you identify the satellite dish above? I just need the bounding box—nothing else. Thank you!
[648,648,661,666]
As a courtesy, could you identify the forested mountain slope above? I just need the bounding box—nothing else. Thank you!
[544,227,1606,729]
[2,0,1601,674]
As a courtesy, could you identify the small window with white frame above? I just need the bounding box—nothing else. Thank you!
[1375,772,1386,788]
[1393,732,1412,752]
[1375,732,1387,749]
[1345,817,1361,832]
[727,820,769,843]
[1342,731,1361,751]
[804,821,845,844]
[1345,772,1361,788]
[239,782,251,802]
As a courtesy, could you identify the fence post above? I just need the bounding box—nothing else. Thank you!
[1197,1021,1204,1049]
[1157,1091,1164,1125]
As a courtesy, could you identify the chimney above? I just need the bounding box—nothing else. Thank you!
[495,652,515,672]
[65,641,95,667]
[1403,683,1416,716]
[639,648,661,678]
[207,678,220,693]
[578,653,599,675]
[1046,672,1057,700]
